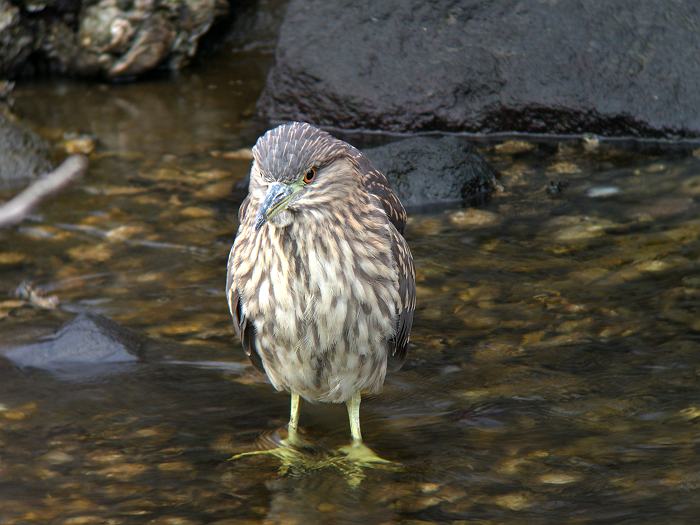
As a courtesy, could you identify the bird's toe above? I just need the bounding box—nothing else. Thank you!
[338,442,398,466]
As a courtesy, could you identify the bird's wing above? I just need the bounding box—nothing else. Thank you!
[387,223,416,370]
[226,196,265,373]
[347,146,414,367]
[348,147,408,234]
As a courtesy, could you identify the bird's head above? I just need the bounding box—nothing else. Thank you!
[249,122,357,230]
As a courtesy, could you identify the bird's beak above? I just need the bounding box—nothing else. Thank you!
[255,182,296,231]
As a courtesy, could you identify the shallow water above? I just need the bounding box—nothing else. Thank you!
[1,50,700,524]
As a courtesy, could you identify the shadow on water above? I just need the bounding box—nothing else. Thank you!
[0,49,699,523]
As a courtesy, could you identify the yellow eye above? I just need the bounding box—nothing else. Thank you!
[303,166,317,184]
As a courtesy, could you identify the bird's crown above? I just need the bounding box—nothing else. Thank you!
[252,122,346,182]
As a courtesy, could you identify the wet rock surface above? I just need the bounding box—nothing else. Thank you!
[0,109,52,189]
[0,0,230,79]
[260,0,700,139]
[365,136,499,210]
[0,0,33,75]
[2,313,142,375]
[224,0,289,53]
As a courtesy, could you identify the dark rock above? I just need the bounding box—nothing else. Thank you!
[0,0,34,75]
[2,314,142,376]
[225,0,289,53]
[365,136,498,210]
[0,0,230,79]
[0,110,53,189]
[259,0,700,140]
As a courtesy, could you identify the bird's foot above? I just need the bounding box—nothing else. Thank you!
[327,442,402,487]
[337,442,400,468]
[228,428,321,475]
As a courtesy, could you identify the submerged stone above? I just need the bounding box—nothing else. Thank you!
[2,313,142,376]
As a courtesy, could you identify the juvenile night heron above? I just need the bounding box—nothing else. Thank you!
[226,122,415,462]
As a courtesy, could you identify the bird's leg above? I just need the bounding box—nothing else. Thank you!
[338,392,393,465]
[347,391,363,445]
[284,392,304,446]
[228,392,310,469]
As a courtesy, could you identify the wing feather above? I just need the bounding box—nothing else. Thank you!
[387,224,416,370]
[347,146,408,234]
[347,147,415,368]
[226,195,265,373]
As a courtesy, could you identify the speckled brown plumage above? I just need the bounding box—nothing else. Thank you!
[226,122,415,404]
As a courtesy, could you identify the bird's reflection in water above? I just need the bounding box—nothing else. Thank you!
[263,468,399,524]
[230,427,402,487]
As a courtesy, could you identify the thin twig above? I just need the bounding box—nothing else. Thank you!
[0,154,88,228]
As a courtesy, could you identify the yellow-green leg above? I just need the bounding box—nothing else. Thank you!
[229,392,308,468]
[348,391,363,444]
[287,392,302,445]
[339,392,393,465]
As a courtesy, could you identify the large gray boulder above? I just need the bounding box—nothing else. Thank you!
[259,0,700,139]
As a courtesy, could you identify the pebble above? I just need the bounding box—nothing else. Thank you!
[210,148,253,160]
[551,216,618,242]
[61,516,105,525]
[498,161,529,185]
[96,463,147,480]
[62,135,97,155]
[644,162,667,173]
[180,206,214,219]
[95,185,144,196]
[105,225,145,241]
[408,216,443,236]
[678,406,700,420]
[0,252,26,266]
[149,168,184,181]
[681,176,700,195]
[633,260,670,273]
[192,169,231,181]
[449,209,500,228]
[148,518,200,525]
[157,461,190,472]
[194,180,233,200]
[581,134,600,152]
[86,450,126,464]
[42,450,74,465]
[2,410,28,420]
[547,161,580,174]
[493,492,534,511]
[67,243,113,263]
[538,472,581,484]
[418,482,440,494]
[494,140,535,155]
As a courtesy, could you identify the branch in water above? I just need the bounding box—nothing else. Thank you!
[0,154,88,228]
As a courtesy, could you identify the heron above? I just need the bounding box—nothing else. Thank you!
[226,122,415,463]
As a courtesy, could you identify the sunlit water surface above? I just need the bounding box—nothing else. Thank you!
[0,51,699,524]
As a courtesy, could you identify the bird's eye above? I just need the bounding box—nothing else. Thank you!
[303,166,317,184]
